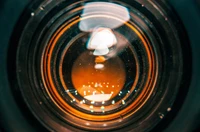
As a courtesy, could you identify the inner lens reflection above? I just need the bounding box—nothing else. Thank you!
[71,2,132,104]
[72,27,125,102]
[57,0,145,117]
[61,26,137,113]
[72,51,126,102]
[79,2,130,31]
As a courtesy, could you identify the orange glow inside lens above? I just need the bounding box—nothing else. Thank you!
[43,14,155,122]
[71,52,126,102]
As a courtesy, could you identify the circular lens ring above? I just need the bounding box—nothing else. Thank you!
[42,14,156,122]
[13,0,191,131]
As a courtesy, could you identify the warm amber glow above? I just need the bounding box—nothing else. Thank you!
[71,51,126,101]
[95,56,106,63]
[42,14,156,122]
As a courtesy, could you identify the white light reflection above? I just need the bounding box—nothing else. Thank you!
[87,28,117,56]
[79,2,130,58]
[122,100,125,105]
[85,122,90,126]
[90,105,93,109]
[101,106,105,110]
[94,63,104,69]
[79,2,130,31]
[84,94,112,102]
[112,100,115,104]
[103,124,107,127]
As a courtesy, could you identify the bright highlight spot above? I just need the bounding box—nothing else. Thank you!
[79,2,130,31]
[94,64,104,69]
[87,28,117,56]
[84,94,112,102]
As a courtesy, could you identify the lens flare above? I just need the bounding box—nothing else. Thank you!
[87,27,117,56]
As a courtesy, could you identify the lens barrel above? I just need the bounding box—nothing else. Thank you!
[9,0,191,131]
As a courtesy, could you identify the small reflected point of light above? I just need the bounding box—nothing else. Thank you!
[90,105,93,109]
[167,108,171,112]
[94,83,98,87]
[94,64,104,69]
[101,106,105,110]
[112,100,115,104]
[86,122,90,126]
[135,90,137,92]
[103,124,107,126]
[31,12,34,16]
[122,100,125,105]
[158,113,164,119]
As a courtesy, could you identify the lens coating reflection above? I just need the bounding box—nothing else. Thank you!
[61,29,137,113]
[15,0,188,130]
[41,0,157,129]
[72,52,126,102]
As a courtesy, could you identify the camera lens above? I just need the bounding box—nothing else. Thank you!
[12,0,191,131]
[60,25,138,113]
[41,2,155,126]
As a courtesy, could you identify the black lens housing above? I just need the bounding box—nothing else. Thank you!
[0,0,199,131]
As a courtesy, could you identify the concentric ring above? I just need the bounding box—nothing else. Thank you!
[42,14,156,122]
[14,0,190,131]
